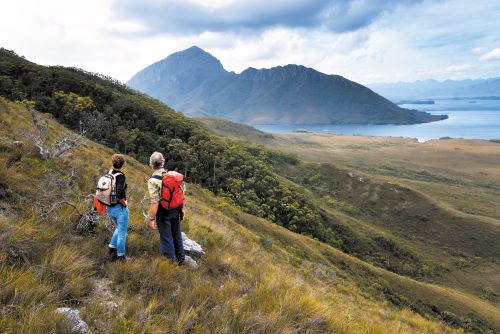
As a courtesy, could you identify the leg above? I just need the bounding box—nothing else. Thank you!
[108,208,119,249]
[116,207,129,256]
[171,216,185,263]
[157,216,176,260]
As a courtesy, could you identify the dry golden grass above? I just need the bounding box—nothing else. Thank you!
[0,97,480,333]
[273,132,500,222]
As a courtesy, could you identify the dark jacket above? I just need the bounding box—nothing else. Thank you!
[109,169,127,207]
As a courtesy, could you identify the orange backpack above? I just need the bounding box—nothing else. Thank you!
[151,171,185,210]
[93,195,107,215]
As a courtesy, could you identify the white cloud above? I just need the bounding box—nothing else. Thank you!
[1,0,500,84]
[472,46,484,54]
[446,64,472,72]
[480,48,500,61]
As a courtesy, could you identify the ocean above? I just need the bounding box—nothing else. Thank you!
[254,99,500,142]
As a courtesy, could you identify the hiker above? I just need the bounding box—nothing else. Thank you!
[99,154,129,261]
[147,151,186,264]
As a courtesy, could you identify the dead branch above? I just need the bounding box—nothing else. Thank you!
[43,200,81,218]
[23,107,84,160]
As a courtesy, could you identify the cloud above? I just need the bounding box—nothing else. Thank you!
[111,0,422,36]
[472,46,484,54]
[480,48,500,61]
[2,0,500,84]
[446,64,471,72]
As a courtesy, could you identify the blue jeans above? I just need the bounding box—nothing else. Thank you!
[107,205,129,256]
[156,210,185,263]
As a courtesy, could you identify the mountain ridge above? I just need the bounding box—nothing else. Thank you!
[127,46,447,125]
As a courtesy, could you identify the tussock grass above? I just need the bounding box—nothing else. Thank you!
[0,266,63,333]
[39,245,95,300]
[0,220,45,265]
[109,257,183,295]
[0,266,53,308]
[0,98,473,333]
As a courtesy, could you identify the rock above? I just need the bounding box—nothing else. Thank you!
[347,172,354,178]
[182,232,205,258]
[55,307,91,334]
[184,255,199,269]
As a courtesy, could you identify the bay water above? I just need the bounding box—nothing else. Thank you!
[254,99,500,142]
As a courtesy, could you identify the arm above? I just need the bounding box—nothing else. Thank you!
[180,204,186,220]
[116,174,128,207]
[147,178,161,230]
[148,202,159,230]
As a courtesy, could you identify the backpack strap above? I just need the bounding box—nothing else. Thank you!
[150,174,165,206]
[109,170,123,190]
[110,169,123,177]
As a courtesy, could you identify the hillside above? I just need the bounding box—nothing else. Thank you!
[127,46,446,125]
[197,117,500,332]
[0,97,465,333]
[368,78,500,100]
[1,49,499,333]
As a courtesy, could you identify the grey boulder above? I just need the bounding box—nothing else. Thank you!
[55,307,90,334]
[182,232,205,258]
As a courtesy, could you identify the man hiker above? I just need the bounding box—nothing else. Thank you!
[147,151,186,264]
[105,154,129,261]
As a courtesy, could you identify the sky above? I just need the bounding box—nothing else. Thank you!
[1,0,500,85]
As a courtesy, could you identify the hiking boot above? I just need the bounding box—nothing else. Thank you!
[107,247,117,262]
[116,255,132,262]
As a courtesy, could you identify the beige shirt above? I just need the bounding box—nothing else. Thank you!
[147,168,165,204]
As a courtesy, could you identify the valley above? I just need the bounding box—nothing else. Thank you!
[196,117,500,331]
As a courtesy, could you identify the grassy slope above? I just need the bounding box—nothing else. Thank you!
[0,99,469,333]
[196,117,500,332]
[195,117,276,145]
[271,133,500,222]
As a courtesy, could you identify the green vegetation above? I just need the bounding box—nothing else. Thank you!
[0,99,462,333]
[195,117,275,143]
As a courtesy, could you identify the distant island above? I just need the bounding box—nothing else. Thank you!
[397,100,435,105]
[127,46,446,125]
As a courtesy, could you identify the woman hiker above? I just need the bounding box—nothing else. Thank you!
[106,154,130,261]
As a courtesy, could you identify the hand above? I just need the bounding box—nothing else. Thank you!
[149,219,157,230]
[180,207,186,221]
[120,199,128,207]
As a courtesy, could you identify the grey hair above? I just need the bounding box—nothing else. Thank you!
[149,151,165,169]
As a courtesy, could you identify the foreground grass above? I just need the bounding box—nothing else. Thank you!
[0,98,464,333]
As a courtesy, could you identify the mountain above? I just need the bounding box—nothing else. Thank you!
[128,46,446,125]
[368,77,500,100]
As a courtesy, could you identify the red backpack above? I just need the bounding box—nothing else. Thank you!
[152,171,185,210]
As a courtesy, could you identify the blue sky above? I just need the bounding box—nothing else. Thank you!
[1,0,499,84]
